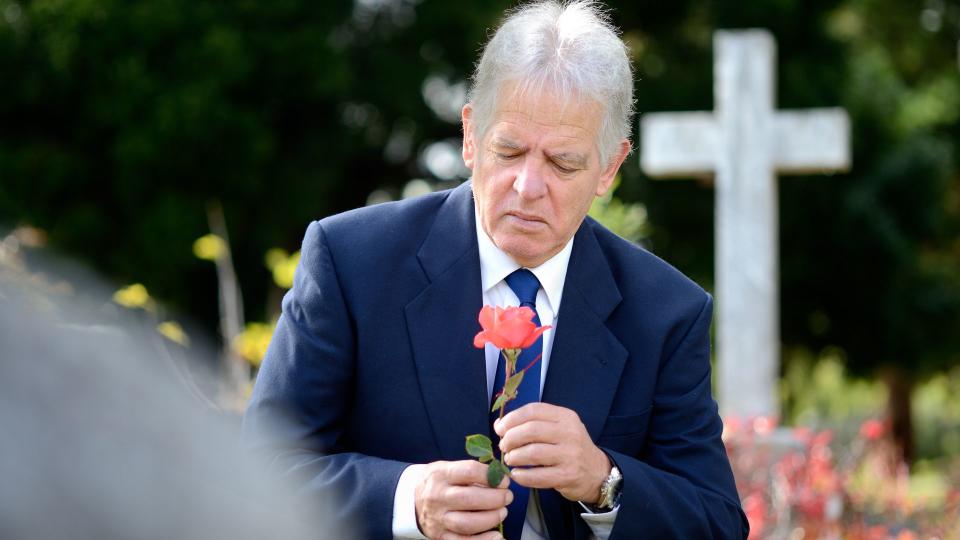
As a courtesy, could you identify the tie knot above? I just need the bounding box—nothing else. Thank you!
[505,269,540,307]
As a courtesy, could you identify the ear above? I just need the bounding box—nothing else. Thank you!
[461,104,476,170]
[595,139,631,197]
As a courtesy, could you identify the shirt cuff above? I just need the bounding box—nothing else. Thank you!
[577,503,619,540]
[392,464,428,539]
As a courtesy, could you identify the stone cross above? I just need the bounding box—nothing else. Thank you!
[639,30,851,419]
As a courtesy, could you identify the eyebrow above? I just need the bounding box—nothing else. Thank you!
[490,137,524,152]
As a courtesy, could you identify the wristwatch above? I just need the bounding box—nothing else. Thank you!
[596,464,622,510]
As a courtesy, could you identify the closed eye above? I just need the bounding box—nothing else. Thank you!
[552,162,578,174]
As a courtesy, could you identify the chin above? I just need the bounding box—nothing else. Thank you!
[499,240,546,267]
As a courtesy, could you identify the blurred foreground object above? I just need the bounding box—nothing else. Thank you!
[0,249,349,540]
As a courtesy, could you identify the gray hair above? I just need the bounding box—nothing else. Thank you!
[467,0,634,167]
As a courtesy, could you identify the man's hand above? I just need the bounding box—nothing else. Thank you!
[494,403,611,504]
[414,460,513,540]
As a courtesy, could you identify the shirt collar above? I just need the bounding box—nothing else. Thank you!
[475,207,573,313]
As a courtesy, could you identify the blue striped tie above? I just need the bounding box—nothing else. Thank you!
[491,268,543,540]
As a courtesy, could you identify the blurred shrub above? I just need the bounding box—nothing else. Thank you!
[725,417,960,539]
[781,347,887,428]
[780,347,960,462]
[588,177,651,244]
[913,368,960,460]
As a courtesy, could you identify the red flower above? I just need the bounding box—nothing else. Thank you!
[751,416,777,435]
[473,305,551,350]
[859,419,886,441]
[742,494,767,539]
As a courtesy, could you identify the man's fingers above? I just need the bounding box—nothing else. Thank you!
[417,460,513,540]
[509,464,565,490]
[494,402,568,436]
[441,508,508,537]
[498,419,564,453]
[503,442,559,468]
[443,485,513,511]
[440,531,505,540]
[445,460,491,485]
[474,532,506,540]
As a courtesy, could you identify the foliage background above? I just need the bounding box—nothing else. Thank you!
[1,0,958,474]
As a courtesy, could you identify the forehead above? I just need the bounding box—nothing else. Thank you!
[485,85,603,151]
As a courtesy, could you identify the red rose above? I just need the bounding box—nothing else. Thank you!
[473,305,550,350]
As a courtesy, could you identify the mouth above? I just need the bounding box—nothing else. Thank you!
[503,211,547,230]
[505,211,544,223]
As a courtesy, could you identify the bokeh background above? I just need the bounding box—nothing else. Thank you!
[1,0,958,538]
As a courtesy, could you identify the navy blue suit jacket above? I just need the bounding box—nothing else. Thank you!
[243,182,748,539]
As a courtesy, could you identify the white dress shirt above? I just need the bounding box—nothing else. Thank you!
[392,210,618,539]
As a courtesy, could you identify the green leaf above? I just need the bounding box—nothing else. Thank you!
[503,371,524,397]
[465,434,494,460]
[491,393,509,413]
[487,458,510,487]
[491,371,525,413]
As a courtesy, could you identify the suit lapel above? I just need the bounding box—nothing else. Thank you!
[540,219,628,540]
[542,218,627,440]
[404,182,490,460]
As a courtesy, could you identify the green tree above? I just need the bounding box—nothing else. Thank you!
[0,0,508,329]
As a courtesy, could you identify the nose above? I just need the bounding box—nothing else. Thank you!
[513,159,547,200]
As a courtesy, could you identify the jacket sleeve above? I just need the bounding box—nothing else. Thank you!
[242,221,408,540]
[605,295,749,539]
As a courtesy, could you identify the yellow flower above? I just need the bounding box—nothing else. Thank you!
[157,321,190,347]
[233,322,275,367]
[113,283,153,310]
[193,234,227,261]
[264,248,300,289]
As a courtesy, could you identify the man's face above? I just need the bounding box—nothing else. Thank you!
[462,88,629,268]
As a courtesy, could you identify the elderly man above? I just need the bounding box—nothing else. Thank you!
[243,2,748,539]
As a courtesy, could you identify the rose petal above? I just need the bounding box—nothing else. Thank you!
[520,325,551,348]
[478,305,495,332]
[475,305,551,351]
[487,331,512,350]
[503,306,535,323]
[495,316,535,349]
